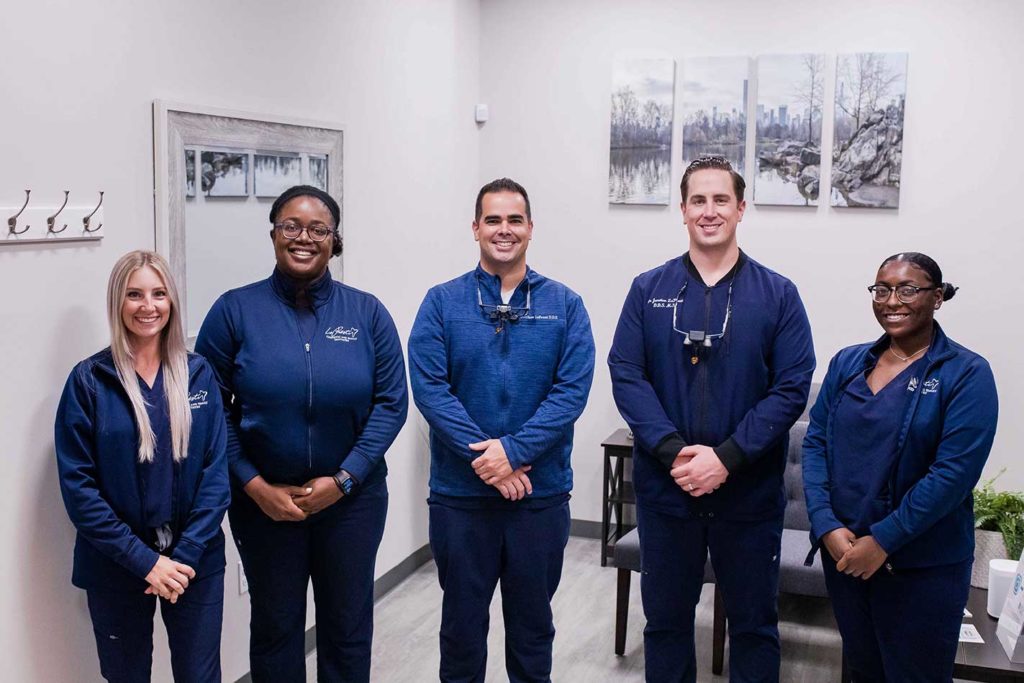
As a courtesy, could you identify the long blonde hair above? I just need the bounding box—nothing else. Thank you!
[106,251,191,463]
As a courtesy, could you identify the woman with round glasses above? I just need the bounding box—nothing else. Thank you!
[55,250,230,681]
[802,252,998,681]
[195,185,408,682]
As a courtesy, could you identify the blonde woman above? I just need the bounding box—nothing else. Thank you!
[55,250,229,682]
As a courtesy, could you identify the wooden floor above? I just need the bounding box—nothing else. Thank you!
[305,537,845,681]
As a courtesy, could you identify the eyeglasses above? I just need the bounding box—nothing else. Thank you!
[867,284,939,304]
[477,281,531,332]
[274,221,333,242]
[672,279,734,349]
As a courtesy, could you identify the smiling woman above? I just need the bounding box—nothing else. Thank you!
[194,185,408,682]
[54,250,230,681]
[121,265,172,348]
[270,191,339,282]
[802,252,998,681]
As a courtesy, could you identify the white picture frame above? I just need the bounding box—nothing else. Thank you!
[153,100,344,339]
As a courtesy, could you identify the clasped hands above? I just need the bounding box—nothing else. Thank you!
[244,474,343,522]
[469,439,533,501]
[144,555,195,603]
[823,527,888,580]
[670,445,728,497]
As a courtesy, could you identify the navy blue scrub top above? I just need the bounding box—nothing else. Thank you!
[830,358,925,536]
[139,366,173,533]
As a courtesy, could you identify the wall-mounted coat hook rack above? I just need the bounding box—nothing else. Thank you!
[46,190,70,234]
[83,191,104,233]
[2,189,105,245]
[7,190,31,235]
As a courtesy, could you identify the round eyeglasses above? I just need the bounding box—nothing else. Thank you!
[274,221,333,242]
[867,284,939,304]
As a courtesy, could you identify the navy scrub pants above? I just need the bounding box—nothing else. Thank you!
[428,496,571,683]
[85,568,224,683]
[637,505,784,683]
[229,480,388,683]
[823,555,970,682]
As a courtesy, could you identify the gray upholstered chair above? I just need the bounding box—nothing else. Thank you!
[612,417,832,677]
[612,528,723,665]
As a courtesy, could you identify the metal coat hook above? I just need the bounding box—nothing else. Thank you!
[7,190,31,235]
[83,191,104,233]
[47,190,70,234]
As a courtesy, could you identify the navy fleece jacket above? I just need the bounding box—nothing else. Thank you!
[609,252,815,520]
[408,265,595,497]
[195,270,408,489]
[802,324,998,569]
[55,349,230,591]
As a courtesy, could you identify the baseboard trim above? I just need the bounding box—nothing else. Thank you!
[233,542,433,683]
[570,518,603,539]
[374,543,433,600]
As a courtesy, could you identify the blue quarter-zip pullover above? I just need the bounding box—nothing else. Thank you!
[55,349,230,590]
[609,252,815,518]
[195,269,409,488]
[408,265,595,497]
[802,324,998,568]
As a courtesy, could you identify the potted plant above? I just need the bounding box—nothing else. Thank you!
[973,474,1024,588]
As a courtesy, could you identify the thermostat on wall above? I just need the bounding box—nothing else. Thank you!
[475,104,489,123]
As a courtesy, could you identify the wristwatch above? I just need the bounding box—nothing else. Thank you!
[333,470,357,497]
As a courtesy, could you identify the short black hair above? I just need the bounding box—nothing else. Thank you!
[880,252,958,301]
[269,185,342,257]
[475,178,531,222]
[679,155,746,203]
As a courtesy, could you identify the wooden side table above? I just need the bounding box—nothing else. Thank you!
[601,428,635,566]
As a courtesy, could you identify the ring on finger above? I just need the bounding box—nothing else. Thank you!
[686,483,694,492]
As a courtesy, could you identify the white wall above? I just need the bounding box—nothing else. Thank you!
[0,1,479,680]
[476,0,1024,522]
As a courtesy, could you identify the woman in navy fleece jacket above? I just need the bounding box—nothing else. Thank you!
[195,185,408,683]
[802,252,998,682]
[55,250,230,682]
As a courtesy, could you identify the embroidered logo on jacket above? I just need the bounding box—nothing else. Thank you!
[188,390,208,410]
[907,377,919,392]
[647,297,680,309]
[922,378,940,395]
[325,326,359,343]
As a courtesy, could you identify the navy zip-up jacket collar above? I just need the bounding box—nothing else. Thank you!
[270,266,333,308]
[55,349,230,590]
[802,324,998,568]
[409,264,595,497]
[682,249,747,286]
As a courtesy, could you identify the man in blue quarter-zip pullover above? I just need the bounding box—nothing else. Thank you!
[609,157,815,683]
[409,178,595,683]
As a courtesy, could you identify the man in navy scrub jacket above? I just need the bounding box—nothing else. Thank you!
[409,177,595,683]
[608,156,815,683]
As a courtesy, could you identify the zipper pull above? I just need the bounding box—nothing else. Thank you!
[305,343,310,352]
